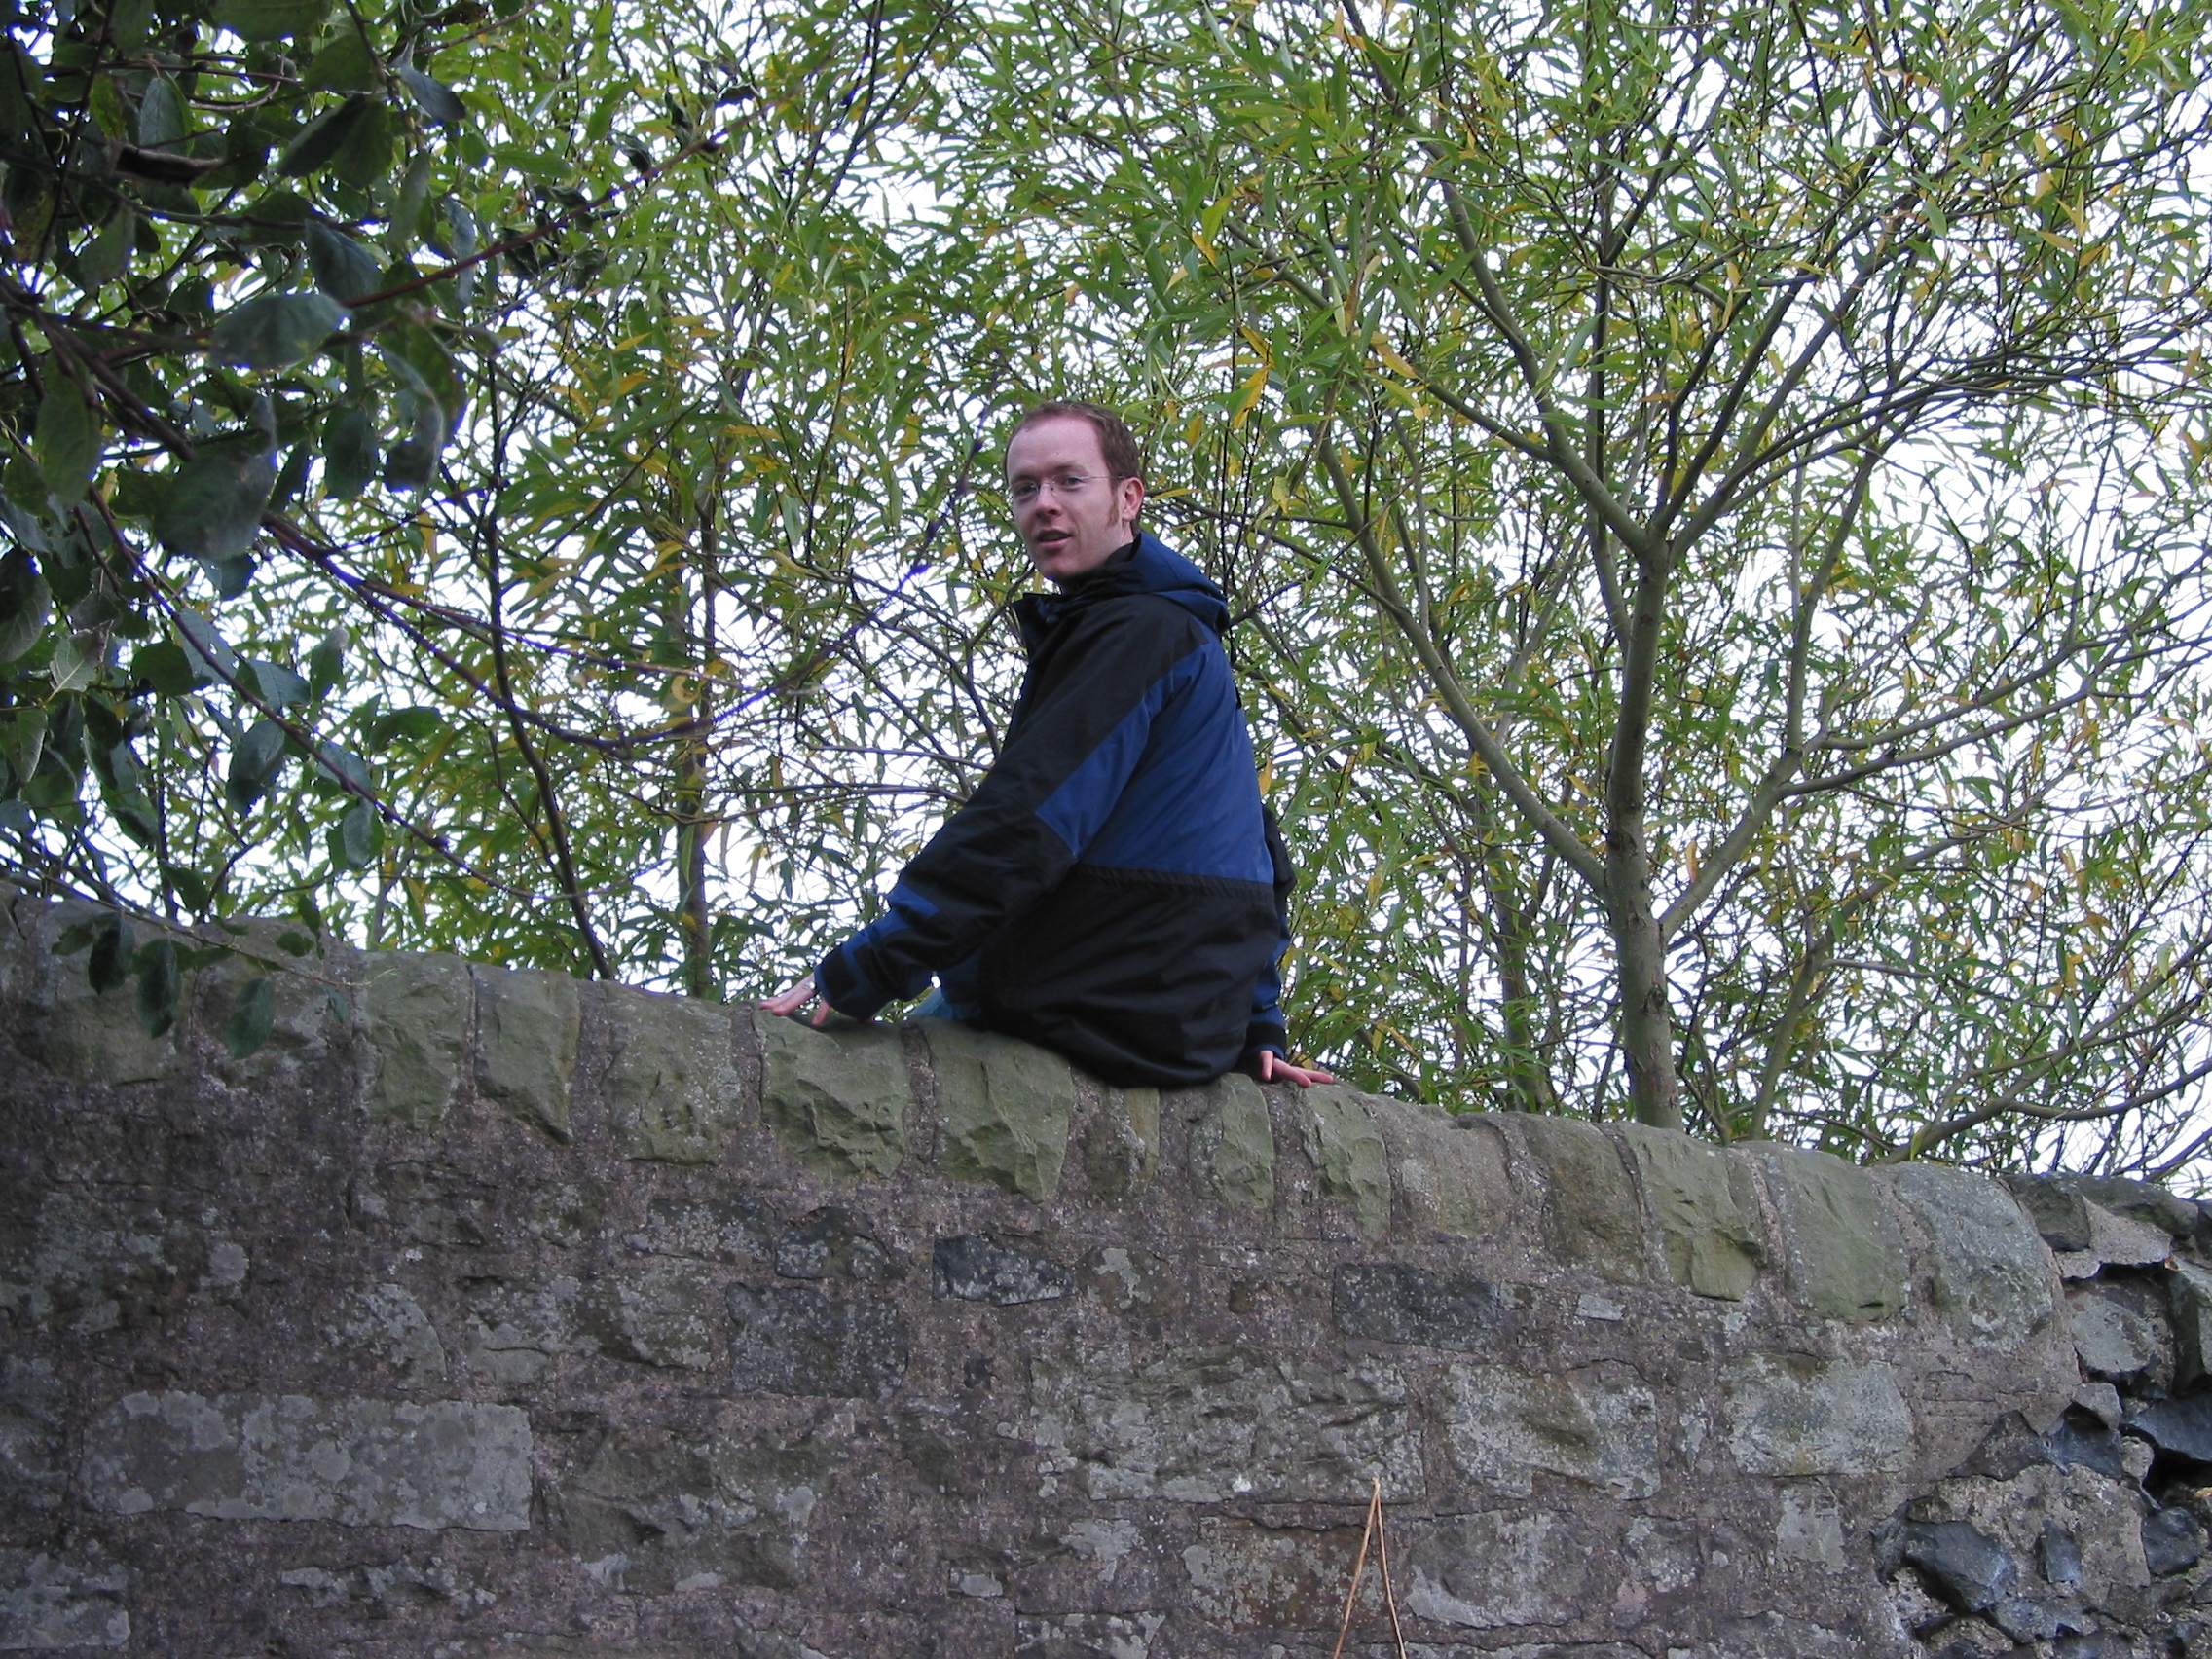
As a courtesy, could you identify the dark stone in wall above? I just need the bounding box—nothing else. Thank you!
[1900,1520,2019,1612]
[777,1207,897,1282]
[929,1235,1071,1305]
[2039,1520,2083,1585]
[726,1284,910,1398]
[2125,1391,2212,1463]
[2142,1506,2204,1576]
[2073,1176,2201,1239]
[2009,1174,2096,1252]
[1330,1261,1532,1352]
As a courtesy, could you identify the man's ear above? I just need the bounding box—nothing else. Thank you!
[1117,474,1146,529]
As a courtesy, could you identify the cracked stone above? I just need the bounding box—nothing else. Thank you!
[625,1194,773,1265]
[2068,1281,2172,1386]
[2041,1521,2084,1584]
[2127,1394,2212,1463]
[2074,1177,2201,1239]
[363,951,471,1127]
[1186,1073,1275,1214]
[759,1015,908,1183]
[324,1283,449,1385]
[1990,1597,2062,1641]
[1739,1143,1905,1322]
[1902,1520,2020,1612]
[1181,1517,1381,1631]
[931,1234,1072,1305]
[726,1283,909,1398]
[925,1020,1078,1203]
[602,986,743,1164]
[473,964,580,1141]
[1081,1085,1160,1206]
[583,1258,726,1369]
[2173,1263,2212,1391]
[1332,1261,1533,1353]
[1890,1162,2051,1349]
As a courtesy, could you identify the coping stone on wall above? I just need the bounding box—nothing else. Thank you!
[195,920,348,1083]
[9,897,180,1086]
[1294,1085,1393,1239]
[923,1017,1077,1203]
[1185,1072,1275,1214]
[1080,1084,1160,1206]
[757,1014,908,1184]
[601,984,743,1164]
[81,1391,532,1530]
[1618,1121,1765,1300]
[362,950,472,1127]
[1514,1115,1644,1283]
[1739,1142,1907,1323]
[1889,1162,2055,1350]
[472,963,581,1141]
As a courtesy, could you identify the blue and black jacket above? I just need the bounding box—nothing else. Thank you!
[814,532,1294,1086]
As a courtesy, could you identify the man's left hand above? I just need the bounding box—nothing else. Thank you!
[761,973,833,1028]
[1257,1050,1335,1088]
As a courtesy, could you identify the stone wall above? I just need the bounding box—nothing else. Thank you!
[2,885,2210,1658]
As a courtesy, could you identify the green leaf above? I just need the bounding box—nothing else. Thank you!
[98,741,159,847]
[209,291,347,369]
[226,717,288,813]
[313,739,373,793]
[175,609,238,682]
[240,657,310,707]
[323,403,379,499]
[307,624,346,698]
[270,442,312,510]
[35,385,99,504]
[301,32,378,92]
[213,0,330,40]
[395,65,466,129]
[367,706,443,745]
[134,938,180,1037]
[277,94,375,177]
[275,929,315,955]
[54,921,94,955]
[306,222,382,301]
[329,795,380,869]
[89,910,132,992]
[330,98,395,191]
[222,976,276,1058]
[166,865,210,910]
[77,207,134,289]
[0,546,51,663]
[134,638,196,694]
[49,630,101,694]
[153,441,278,565]
[137,75,186,148]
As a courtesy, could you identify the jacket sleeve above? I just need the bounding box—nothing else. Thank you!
[1241,804,1294,1060]
[814,599,1209,1018]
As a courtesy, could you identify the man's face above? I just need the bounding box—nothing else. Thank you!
[1006,416,1145,586]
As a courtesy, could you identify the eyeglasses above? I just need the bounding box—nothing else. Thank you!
[1007,472,1105,505]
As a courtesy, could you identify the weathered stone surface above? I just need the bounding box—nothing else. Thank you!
[1013,1613,1166,1658]
[1332,1261,1532,1353]
[926,1019,1076,1203]
[774,1207,894,1281]
[549,1428,832,1592]
[2125,1391,2212,1460]
[2009,1175,2095,1252]
[0,1358,64,1514]
[1379,1105,1511,1238]
[1180,1518,1379,1631]
[1741,1143,1906,1322]
[584,1258,727,1368]
[473,964,580,1140]
[1901,1520,2019,1611]
[0,1188,203,1334]
[726,1284,908,1398]
[1516,1116,1642,1282]
[2075,1176,2200,1239]
[1890,1162,2052,1349]
[1186,1073,1274,1214]
[1443,1360,1663,1498]
[83,1391,531,1530]
[1777,1483,1848,1569]
[0,1544,129,1649]
[2143,1507,2204,1577]
[626,1192,773,1264]
[603,986,743,1163]
[759,1015,907,1183]
[1724,1354,1914,1475]
[2054,1202,2174,1278]
[1029,1346,1421,1502]
[2172,1261,2212,1388]
[323,1282,449,1384]
[931,1234,1072,1305]
[1295,1086,1392,1238]
[2066,1282,2170,1385]
[455,1274,587,1383]
[363,950,471,1126]
[1401,1510,1592,1629]
[9,900,179,1084]
[1618,1122,1764,1300]
[1081,1086,1160,1206]
[196,922,345,1081]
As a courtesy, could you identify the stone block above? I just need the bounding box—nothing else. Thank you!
[1889,1163,2052,1349]
[1186,1073,1274,1214]
[1377,1105,1511,1238]
[0,1358,65,1513]
[1294,1086,1392,1239]
[1617,1122,1765,1299]
[549,1428,833,1593]
[1081,1085,1160,1205]
[931,1235,1073,1305]
[583,1259,727,1369]
[626,1193,775,1265]
[2170,1261,2212,1389]
[363,951,471,1126]
[1777,1483,1848,1569]
[759,1014,907,1183]
[1515,1115,1644,1282]
[323,1283,449,1385]
[925,1020,1076,1203]
[0,1543,129,1650]
[603,986,742,1164]
[1180,1518,1381,1631]
[1723,1353,1914,1475]
[1027,1345,1421,1503]
[2009,1174,2094,1252]
[2054,1202,2174,1278]
[2073,1176,2200,1238]
[1441,1360,1663,1498]
[473,964,580,1141]
[10,899,179,1085]
[774,1207,896,1281]
[1400,1510,1592,1629]
[455,1275,588,1384]
[2067,1282,2171,1386]
[1740,1143,1906,1322]
[1014,1613,1166,1658]
[0,1187,198,1334]
[1331,1262,1533,1353]
[726,1283,909,1398]
[83,1390,532,1530]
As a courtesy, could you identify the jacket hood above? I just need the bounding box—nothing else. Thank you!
[1014,532,1231,648]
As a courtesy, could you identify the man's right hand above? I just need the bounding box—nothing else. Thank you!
[760,973,833,1027]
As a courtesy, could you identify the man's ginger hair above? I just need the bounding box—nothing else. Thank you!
[1008,400,1145,485]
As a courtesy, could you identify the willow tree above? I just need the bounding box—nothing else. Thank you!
[948,0,2212,1161]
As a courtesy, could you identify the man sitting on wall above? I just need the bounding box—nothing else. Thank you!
[762,401,1333,1089]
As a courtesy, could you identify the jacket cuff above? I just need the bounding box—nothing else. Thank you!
[1243,1020,1289,1060]
[815,942,889,1021]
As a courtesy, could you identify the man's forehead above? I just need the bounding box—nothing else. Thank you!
[1005,416,1107,475]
